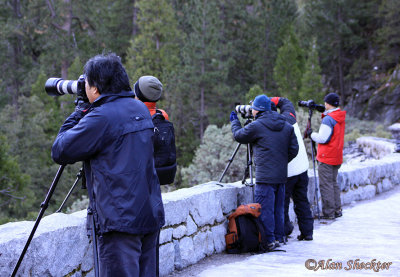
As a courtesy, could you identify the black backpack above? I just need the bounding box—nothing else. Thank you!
[225,203,269,254]
[152,110,177,185]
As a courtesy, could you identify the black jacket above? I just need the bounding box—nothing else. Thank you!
[231,111,299,184]
[52,91,165,235]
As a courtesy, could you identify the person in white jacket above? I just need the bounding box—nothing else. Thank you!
[271,97,314,241]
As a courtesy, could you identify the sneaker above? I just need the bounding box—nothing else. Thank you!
[297,234,313,241]
[265,242,277,251]
[335,210,343,218]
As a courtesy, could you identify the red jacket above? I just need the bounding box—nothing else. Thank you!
[317,109,346,165]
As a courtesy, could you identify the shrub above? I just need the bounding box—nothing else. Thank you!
[181,124,248,186]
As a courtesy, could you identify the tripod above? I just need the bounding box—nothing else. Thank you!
[11,164,100,277]
[219,119,255,199]
[304,108,321,220]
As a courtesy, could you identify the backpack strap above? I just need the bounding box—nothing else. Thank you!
[152,109,165,120]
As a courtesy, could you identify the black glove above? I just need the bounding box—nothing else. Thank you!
[305,127,313,139]
[230,111,238,122]
[75,99,91,113]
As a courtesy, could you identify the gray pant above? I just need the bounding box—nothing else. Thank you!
[318,162,341,217]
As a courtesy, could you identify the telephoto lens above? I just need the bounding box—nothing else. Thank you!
[235,105,253,118]
[45,75,86,97]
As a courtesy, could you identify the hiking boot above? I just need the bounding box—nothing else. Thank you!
[297,234,313,241]
[335,210,343,218]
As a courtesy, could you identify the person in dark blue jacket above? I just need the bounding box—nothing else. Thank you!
[230,94,298,251]
[52,53,165,277]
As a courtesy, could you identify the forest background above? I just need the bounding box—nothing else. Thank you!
[0,0,399,223]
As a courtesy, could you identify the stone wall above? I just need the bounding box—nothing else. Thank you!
[1,138,399,277]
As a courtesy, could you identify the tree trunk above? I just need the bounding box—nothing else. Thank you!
[337,5,345,104]
[132,0,138,38]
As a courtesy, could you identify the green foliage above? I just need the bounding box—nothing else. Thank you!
[273,25,305,103]
[375,0,400,68]
[0,135,32,220]
[0,96,83,221]
[299,38,324,103]
[181,124,247,186]
[68,57,84,80]
[344,118,392,143]
[125,0,181,84]
[245,85,263,104]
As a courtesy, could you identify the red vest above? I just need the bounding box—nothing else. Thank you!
[317,109,346,165]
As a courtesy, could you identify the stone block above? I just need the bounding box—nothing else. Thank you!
[186,215,197,236]
[174,237,196,270]
[189,190,224,227]
[193,228,214,262]
[160,228,173,244]
[159,242,175,276]
[211,223,227,253]
[173,225,187,239]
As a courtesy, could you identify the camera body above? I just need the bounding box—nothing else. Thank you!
[45,75,88,102]
[235,104,253,119]
[298,100,325,113]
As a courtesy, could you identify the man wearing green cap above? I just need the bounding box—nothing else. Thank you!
[230,94,299,251]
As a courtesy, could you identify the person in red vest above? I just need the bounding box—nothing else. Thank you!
[307,92,346,220]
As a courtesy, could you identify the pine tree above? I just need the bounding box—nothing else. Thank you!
[273,25,305,104]
[376,0,400,68]
[300,38,324,103]
[249,0,298,91]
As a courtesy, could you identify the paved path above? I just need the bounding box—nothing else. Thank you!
[168,186,400,276]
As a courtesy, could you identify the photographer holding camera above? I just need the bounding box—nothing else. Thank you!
[52,53,165,276]
[306,92,346,220]
[271,97,314,241]
[230,94,299,250]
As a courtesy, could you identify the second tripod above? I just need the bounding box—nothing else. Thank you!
[218,119,255,194]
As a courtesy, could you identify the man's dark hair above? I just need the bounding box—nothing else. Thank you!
[84,53,131,94]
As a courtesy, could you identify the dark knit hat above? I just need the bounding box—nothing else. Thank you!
[324,92,340,107]
[251,94,271,112]
[134,76,163,102]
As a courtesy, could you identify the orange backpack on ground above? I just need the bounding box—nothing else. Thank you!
[225,203,268,254]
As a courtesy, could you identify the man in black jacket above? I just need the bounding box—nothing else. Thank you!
[52,53,164,276]
[230,94,299,250]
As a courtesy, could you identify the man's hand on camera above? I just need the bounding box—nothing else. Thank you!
[75,99,91,114]
[230,111,238,122]
[305,127,313,139]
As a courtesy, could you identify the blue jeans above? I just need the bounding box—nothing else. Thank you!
[255,183,285,244]
[98,230,159,277]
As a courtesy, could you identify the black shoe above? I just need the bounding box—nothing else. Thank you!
[297,234,313,241]
[321,214,335,220]
[335,210,342,218]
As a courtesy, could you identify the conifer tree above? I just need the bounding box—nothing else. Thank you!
[376,0,400,68]
[125,0,181,86]
[300,38,324,103]
[273,25,305,103]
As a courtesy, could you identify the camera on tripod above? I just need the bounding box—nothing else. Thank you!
[45,75,88,102]
[235,104,253,119]
[298,100,325,113]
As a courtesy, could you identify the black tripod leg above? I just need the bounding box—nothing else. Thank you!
[56,168,83,213]
[219,143,241,183]
[311,141,321,220]
[12,165,66,277]
[89,209,100,277]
